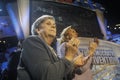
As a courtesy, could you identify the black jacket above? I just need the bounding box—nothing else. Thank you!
[17,35,74,80]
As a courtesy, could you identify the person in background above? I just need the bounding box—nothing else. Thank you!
[17,15,86,80]
[7,40,22,80]
[0,44,9,80]
[57,26,99,80]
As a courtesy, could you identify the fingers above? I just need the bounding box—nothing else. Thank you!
[89,42,98,49]
[65,38,80,62]
[89,38,99,48]
[76,39,80,47]
[83,55,90,62]
[89,39,99,56]
[68,38,80,47]
[73,54,85,66]
[94,37,99,45]
[65,42,79,61]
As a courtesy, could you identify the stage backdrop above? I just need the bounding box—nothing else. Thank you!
[30,0,104,39]
[76,37,120,80]
[30,1,120,79]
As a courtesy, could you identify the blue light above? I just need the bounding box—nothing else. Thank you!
[6,3,24,40]
[107,26,110,28]
[0,9,2,11]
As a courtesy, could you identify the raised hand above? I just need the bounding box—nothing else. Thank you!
[68,37,80,48]
[65,38,80,61]
[88,38,99,56]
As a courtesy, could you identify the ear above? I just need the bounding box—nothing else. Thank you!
[36,28,44,34]
[35,28,40,34]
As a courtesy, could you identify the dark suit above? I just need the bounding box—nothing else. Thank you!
[7,49,21,80]
[17,35,74,80]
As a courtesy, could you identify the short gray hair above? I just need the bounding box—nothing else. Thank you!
[31,15,55,35]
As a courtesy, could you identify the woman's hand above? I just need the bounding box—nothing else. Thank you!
[89,38,99,56]
[73,54,85,67]
[65,38,80,61]
[69,37,80,48]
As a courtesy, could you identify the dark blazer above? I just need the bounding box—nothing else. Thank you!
[17,35,74,80]
[7,49,21,80]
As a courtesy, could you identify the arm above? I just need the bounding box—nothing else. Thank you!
[57,43,66,58]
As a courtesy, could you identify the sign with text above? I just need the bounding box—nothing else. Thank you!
[78,37,120,65]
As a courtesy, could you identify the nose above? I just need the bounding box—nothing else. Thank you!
[51,25,56,28]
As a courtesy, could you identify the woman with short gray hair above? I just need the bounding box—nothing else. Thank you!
[17,15,84,80]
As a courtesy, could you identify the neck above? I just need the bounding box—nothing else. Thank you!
[45,36,54,45]
[39,33,55,45]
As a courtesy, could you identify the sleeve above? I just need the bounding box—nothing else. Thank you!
[57,43,66,58]
[82,57,93,72]
[21,37,74,80]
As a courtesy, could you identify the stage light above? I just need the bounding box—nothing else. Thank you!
[0,9,2,11]
[114,27,117,30]
[3,41,6,43]
[107,26,110,28]
[115,24,120,26]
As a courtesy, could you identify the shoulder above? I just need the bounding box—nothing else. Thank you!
[60,42,66,47]
[23,35,42,43]
[25,35,40,41]
[58,42,66,51]
[22,35,48,48]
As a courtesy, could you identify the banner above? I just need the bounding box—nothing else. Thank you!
[77,37,120,80]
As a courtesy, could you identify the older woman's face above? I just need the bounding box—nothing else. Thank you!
[39,19,56,38]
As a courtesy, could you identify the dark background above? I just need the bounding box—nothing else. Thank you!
[92,0,120,34]
[30,1,104,39]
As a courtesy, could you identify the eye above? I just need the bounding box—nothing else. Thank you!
[46,22,51,25]
[72,30,75,33]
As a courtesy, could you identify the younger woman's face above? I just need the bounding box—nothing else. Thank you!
[67,28,78,38]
